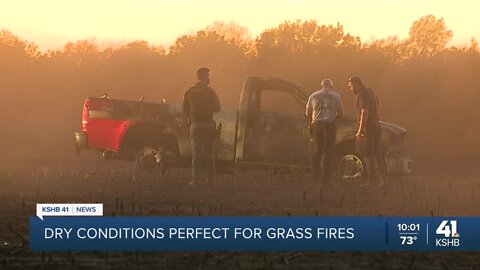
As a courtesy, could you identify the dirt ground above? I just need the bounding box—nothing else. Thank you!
[0,163,480,270]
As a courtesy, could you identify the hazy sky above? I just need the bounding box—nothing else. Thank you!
[0,0,478,51]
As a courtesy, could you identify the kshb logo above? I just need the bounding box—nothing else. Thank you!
[436,220,459,237]
[435,220,460,247]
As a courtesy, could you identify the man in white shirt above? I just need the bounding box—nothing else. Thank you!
[305,79,344,188]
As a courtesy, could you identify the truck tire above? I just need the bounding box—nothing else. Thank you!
[336,154,364,179]
[132,147,168,182]
[334,139,365,180]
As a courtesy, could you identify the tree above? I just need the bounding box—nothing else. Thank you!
[254,20,359,57]
[206,21,253,53]
[0,29,40,58]
[468,38,479,52]
[63,39,99,57]
[407,15,453,57]
[169,22,251,55]
[368,36,411,63]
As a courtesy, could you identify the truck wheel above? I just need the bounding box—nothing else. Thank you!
[133,147,168,182]
[336,154,364,179]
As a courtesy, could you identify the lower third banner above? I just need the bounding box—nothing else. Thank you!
[29,217,479,251]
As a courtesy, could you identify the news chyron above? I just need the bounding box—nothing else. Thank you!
[30,204,480,251]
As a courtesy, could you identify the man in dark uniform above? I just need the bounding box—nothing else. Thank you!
[348,77,386,188]
[182,68,221,186]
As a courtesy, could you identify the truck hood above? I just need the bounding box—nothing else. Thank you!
[380,121,408,136]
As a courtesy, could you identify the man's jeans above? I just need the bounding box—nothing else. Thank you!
[311,121,336,183]
[363,121,387,182]
[190,122,217,183]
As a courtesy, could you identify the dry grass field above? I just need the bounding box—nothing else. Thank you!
[0,164,479,269]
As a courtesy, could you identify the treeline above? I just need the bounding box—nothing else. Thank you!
[0,16,478,172]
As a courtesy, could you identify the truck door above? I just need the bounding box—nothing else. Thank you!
[241,89,310,167]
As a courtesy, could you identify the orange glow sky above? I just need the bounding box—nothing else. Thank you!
[1,0,478,51]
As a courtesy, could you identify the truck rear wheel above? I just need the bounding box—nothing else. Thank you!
[132,147,168,182]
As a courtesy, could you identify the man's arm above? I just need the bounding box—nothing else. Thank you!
[336,107,344,119]
[211,90,221,113]
[356,91,368,137]
[305,96,312,121]
[336,94,344,119]
[376,96,380,117]
[356,108,369,136]
[182,91,190,116]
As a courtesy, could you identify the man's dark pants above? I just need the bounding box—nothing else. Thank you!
[311,121,336,184]
[363,121,387,181]
[190,122,216,183]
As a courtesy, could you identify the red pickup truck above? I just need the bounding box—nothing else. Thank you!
[75,77,412,178]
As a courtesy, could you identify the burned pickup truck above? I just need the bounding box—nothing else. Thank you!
[75,77,412,178]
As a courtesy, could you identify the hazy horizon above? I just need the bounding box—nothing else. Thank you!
[1,0,479,52]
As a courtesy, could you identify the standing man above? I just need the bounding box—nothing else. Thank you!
[348,77,386,188]
[182,67,221,186]
[306,79,344,188]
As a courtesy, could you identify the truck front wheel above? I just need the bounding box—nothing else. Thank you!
[336,154,364,179]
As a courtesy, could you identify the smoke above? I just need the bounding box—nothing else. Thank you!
[0,22,478,175]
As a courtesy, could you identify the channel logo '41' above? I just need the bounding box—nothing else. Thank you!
[435,220,460,247]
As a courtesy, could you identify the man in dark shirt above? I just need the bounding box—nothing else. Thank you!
[348,77,386,188]
[182,68,221,186]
